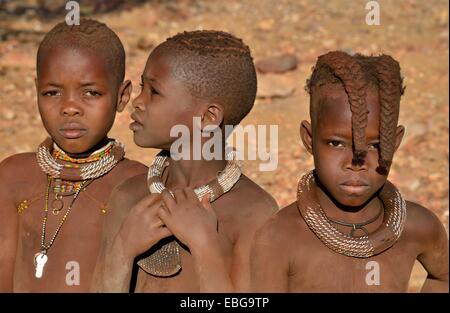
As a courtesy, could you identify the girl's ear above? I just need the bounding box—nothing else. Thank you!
[116,80,132,112]
[201,103,224,131]
[300,120,313,155]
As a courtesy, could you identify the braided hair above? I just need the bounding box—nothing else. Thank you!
[306,51,405,174]
[155,30,257,126]
[37,18,125,87]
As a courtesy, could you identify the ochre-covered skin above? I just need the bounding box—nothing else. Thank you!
[250,52,449,292]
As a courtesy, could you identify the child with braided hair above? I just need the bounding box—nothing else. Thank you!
[91,30,278,292]
[0,19,147,292]
[250,51,449,292]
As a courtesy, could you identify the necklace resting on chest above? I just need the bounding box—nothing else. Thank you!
[137,150,242,277]
[296,171,406,258]
[30,137,125,278]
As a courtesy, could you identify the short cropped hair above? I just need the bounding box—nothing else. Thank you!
[156,30,257,127]
[37,18,125,87]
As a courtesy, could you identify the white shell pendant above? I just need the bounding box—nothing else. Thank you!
[34,252,48,278]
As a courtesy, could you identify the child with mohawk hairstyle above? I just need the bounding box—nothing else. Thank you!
[92,30,278,292]
[250,51,449,292]
[0,19,147,292]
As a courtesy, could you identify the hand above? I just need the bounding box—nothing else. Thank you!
[116,193,172,258]
[158,188,218,250]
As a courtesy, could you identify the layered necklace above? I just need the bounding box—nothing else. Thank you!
[137,150,243,277]
[296,171,406,258]
[32,137,125,278]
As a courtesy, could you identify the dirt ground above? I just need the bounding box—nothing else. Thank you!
[0,0,448,292]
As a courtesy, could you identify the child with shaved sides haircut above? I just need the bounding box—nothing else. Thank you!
[92,30,278,292]
[250,51,449,292]
[0,19,146,292]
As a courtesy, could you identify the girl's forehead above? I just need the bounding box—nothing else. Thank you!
[314,84,381,135]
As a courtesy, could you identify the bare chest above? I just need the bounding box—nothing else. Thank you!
[13,184,109,292]
[288,237,418,292]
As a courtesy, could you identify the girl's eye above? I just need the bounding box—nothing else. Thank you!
[328,140,344,148]
[150,86,159,95]
[85,90,101,97]
[368,142,380,150]
[41,90,61,97]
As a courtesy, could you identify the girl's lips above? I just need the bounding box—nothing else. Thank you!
[129,121,143,131]
[59,128,87,139]
[339,184,370,195]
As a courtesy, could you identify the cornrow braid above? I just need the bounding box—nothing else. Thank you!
[166,30,251,57]
[155,30,257,126]
[375,54,404,174]
[316,51,370,165]
[306,51,405,174]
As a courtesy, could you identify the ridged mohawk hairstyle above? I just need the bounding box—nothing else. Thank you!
[155,30,257,126]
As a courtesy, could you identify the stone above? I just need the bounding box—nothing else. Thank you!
[256,54,298,74]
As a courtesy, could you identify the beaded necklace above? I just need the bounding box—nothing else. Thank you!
[32,138,125,278]
[37,137,125,181]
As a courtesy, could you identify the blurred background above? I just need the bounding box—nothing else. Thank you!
[0,0,448,291]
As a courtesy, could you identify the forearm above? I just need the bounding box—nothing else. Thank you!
[421,276,449,293]
[191,235,234,293]
[91,236,135,293]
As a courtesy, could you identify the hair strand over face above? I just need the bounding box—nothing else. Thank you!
[306,51,404,174]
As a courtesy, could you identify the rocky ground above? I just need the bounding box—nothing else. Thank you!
[1,0,448,292]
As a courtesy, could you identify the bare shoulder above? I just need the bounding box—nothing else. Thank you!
[108,172,149,214]
[225,174,278,215]
[251,201,309,268]
[112,158,148,180]
[0,153,39,179]
[403,200,447,246]
[254,202,307,247]
[219,174,279,230]
[103,172,149,237]
[0,153,42,200]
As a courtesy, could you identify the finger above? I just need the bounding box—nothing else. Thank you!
[201,193,214,212]
[201,194,218,231]
[147,197,164,214]
[156,226,172,240]
[149,215,165,228]
[135,192,161,211]
[161,189,176,213]
[157,205,171,224]
[172,188,185,204]
[184,188,199,203]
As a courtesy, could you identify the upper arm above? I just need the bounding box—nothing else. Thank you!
[0,156,22,291]
[249,217,290,292]
[91,179,142,291]
[101,177,146,250]
[414,203,449,282]
[229,192,279,291]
